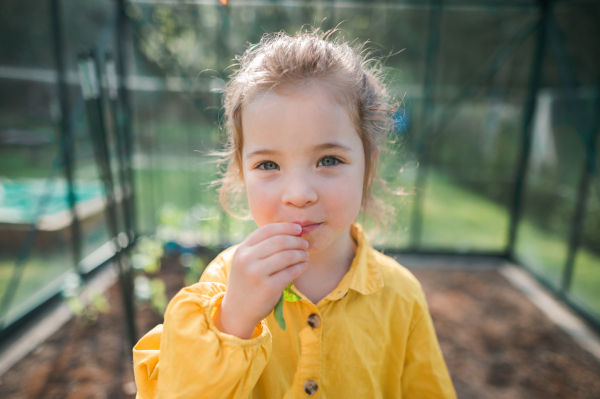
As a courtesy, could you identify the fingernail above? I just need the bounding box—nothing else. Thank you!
[304,250,310,256]
[304,240,309,248]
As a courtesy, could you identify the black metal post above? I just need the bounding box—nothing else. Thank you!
[561,78,600,293]
[542,11,599,293]
[94,49,137,349]
[105,52,135,245]
[562,155,592,293]
[50,0,83,268]
[506,0,550,255]
[78,50,138,349]
[146,123,158,233]
[545,13,589,146]
[116,0,137,242]
[409,0,442,249]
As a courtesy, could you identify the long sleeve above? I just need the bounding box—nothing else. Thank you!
[133,251,273,399]
[401,300,457,399]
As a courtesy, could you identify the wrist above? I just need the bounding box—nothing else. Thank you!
[212,296,259,340]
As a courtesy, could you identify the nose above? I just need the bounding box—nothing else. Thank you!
[281,170,318,208]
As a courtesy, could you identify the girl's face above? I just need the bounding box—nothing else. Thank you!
[241,84,365,253]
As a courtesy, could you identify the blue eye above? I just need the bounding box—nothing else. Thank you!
[258,161,279,171]
[318,156,341,167]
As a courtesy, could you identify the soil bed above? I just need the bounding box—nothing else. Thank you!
[412,268,600,399]
[1,261,599,398]
[0,254,186,399]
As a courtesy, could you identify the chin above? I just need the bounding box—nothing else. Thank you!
[305,225,343,253]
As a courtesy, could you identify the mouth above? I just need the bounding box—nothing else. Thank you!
[291,221,323,236]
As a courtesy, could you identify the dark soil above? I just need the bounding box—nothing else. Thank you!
[1,261,599,398]
[0,254,185,399]
[412,268,600,399]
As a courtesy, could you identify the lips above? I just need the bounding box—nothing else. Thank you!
[292,220,319,228]
[291,221,322,236]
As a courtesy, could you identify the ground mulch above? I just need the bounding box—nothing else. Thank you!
[412,268,600,399]
[1,260,599,398]
[0,255,184,399]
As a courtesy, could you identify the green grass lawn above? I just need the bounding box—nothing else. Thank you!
[571,250,600,317]
[365,168,600,317]
[421,171,508,251]
[365,169,508,251]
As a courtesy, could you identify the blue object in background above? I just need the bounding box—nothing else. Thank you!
[163,241,197,256]
[0,179,103,224]
[393,108,411,135]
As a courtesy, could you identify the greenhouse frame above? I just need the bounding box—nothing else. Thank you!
[0,0,598,350]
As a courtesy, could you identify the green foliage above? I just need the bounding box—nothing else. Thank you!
[131,236,164,274]
[181,253,207,286]
[153,202,225,247]
[61,273,110,326]
[274,283,302,331]
[159,203,186,227]
[134,275,168,315]
[131,205,217,315]
[131,233,169,315]
[149,278,168,315]
[283,283,302,302]
[273,294,286,331]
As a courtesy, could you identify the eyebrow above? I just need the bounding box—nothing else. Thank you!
[245,142,353,159]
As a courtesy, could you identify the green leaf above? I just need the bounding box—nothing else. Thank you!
[273,283,303,331]
[283,283,302,302]
[273,293,286,331]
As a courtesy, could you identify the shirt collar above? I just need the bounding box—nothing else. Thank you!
[322,222,384,302]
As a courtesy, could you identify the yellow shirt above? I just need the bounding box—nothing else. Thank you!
[133,223,457,399]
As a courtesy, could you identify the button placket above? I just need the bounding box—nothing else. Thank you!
[296,303,322,398]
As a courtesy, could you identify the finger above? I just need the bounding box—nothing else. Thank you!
[252,235,308,260]
[245,223,302,247]
[269,261,308,291]
[260,249,310,276]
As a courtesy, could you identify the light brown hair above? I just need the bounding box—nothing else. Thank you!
[211,27,398,227]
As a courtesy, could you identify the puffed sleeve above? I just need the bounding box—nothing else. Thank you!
[401,299,457,399]
[133,251,273,399]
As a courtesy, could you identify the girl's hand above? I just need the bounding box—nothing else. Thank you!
[212,222,309,339]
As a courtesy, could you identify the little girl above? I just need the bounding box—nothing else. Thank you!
[133,29,456,399]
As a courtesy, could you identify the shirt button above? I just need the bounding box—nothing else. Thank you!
[304,379,318,395]
[307,313,321,328]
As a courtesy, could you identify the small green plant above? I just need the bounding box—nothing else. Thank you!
[132,204,233,315]
[180,252,207,286]
[61,272,110,325]
[130,236,169,315]
[134,275,168,315]
[131,236,164,274]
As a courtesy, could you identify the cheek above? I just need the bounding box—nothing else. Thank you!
[245,177,279,226]
[322,173,363,221]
